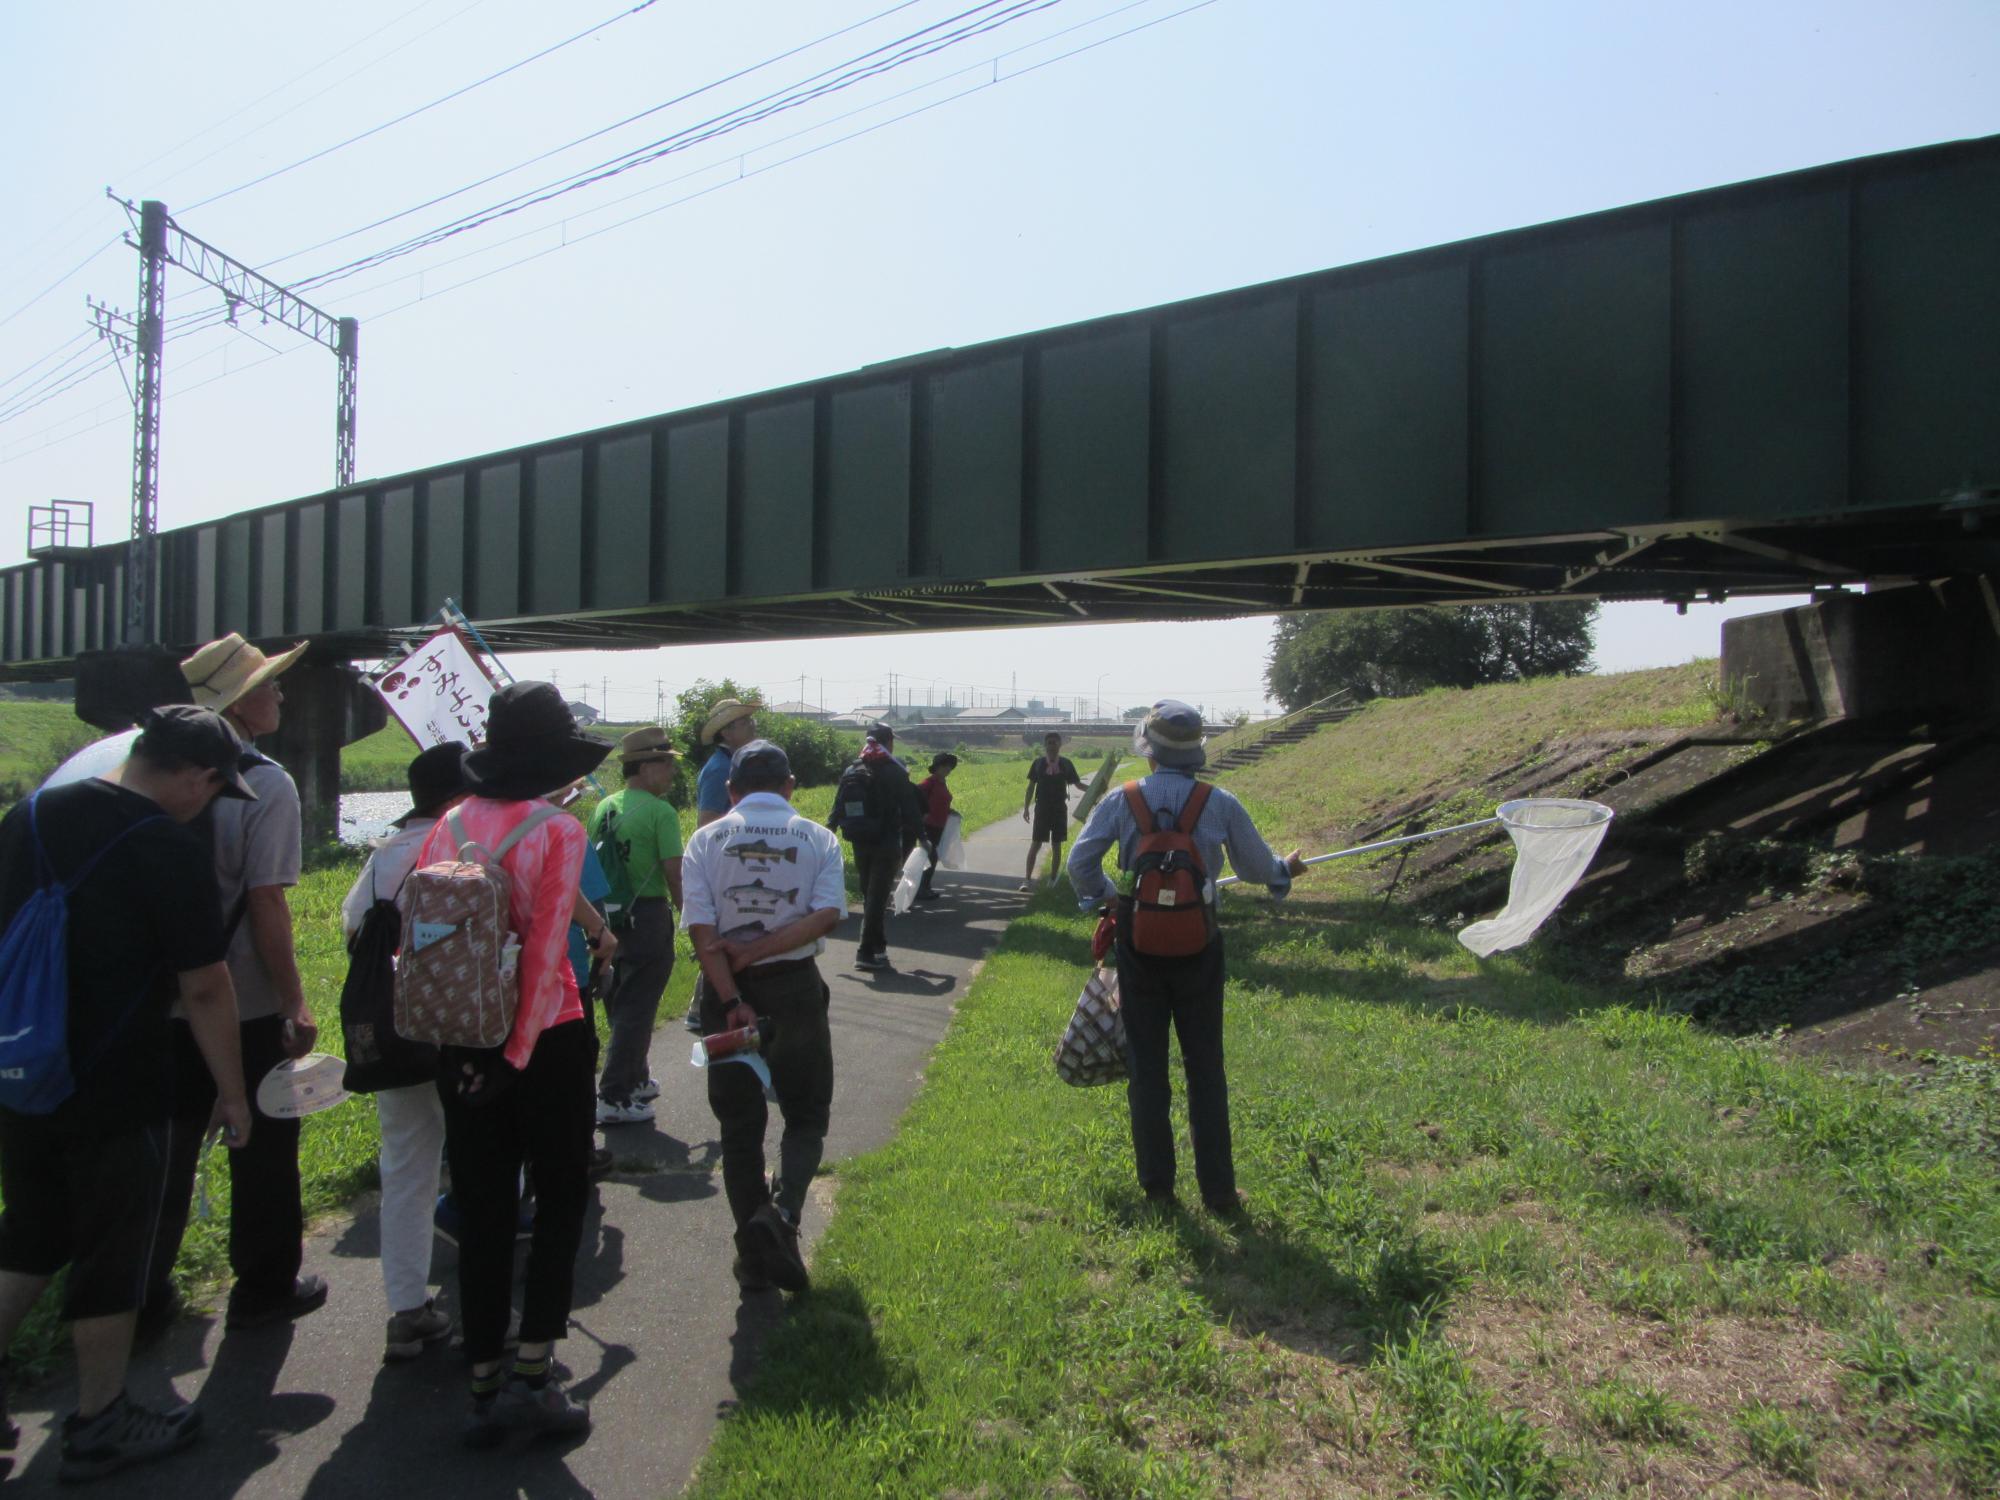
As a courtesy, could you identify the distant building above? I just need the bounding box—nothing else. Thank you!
[954,704,1027,721]
[766,699,831,721]
[566,700,601,725]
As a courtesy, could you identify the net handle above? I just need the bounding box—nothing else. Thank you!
[1215,815,1500,888]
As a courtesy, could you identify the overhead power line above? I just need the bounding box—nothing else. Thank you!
[254,0,938,275]
[336,0,1218,316]
[183,0,666,213]
[0,0,1222,466]
[147,0,495,196]
[292,0,1063,294]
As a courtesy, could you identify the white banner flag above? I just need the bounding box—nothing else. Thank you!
[372,627,500,749]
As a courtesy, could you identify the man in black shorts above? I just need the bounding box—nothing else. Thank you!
[0,706,256,1482]
[1021,732,1085,891]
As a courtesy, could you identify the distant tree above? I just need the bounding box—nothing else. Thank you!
[1265,602,1598,710]
[668,678,850,796]
[1121,705,1151,721]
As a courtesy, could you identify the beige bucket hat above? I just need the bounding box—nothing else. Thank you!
[179,633,307,713]
[618,725,680,763]
[698,697,759,745]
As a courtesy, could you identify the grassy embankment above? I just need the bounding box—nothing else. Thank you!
[687,665,2000,1499]
[1,706,1102,1375]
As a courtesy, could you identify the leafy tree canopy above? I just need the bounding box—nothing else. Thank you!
[1264,602,1598,711]
[668,678,851,792]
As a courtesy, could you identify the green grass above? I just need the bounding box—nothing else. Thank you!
[685,877,2000,1490]
[0,701,98,802]
[1224,662,1718,868]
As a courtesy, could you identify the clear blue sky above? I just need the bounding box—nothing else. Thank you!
[4,1,1995,719]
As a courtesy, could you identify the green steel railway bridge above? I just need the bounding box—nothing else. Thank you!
[2,135,1995,819]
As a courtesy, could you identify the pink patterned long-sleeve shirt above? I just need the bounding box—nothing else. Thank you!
[417,797,586,1070]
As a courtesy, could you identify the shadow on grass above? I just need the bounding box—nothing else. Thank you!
[720,1275,907,1425]
[1142,1193,1455,1368]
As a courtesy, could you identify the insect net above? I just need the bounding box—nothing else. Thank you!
[1456,798,1614,956]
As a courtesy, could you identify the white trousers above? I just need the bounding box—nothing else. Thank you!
[374,1082,446,1314]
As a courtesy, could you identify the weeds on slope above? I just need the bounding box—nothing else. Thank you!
[692,889,2000,1498]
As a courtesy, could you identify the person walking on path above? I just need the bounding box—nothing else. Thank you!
[1022,732,1085,891]
[1068,701,1306,1215]
[682,741,845,1293]
[417,682,611,1447]
[338,743,469,1362]
[149,633,329,1333]
[588,728,684,1125]
[831,721,923,970]
[0,707,256,1482]
[694,699,760,829]
[914,753,957,902]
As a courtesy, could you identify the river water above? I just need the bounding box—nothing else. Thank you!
[338,790,413,845]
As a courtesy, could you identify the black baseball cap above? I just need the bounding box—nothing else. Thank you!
[867,719,895,743]
[136,704,258,800]
[728,738,792,784]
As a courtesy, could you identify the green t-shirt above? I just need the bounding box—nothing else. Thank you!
[588,786,685,919]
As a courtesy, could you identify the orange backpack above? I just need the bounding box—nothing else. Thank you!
[1122,780,1218,958]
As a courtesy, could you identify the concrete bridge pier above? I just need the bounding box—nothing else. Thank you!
[1721,578,2000,725]
[264,656,387,845]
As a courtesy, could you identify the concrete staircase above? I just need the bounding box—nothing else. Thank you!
[1204,696,1357,775]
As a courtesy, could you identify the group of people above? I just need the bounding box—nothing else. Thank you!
[0,642,859,1477]
[0,633,1302,1481]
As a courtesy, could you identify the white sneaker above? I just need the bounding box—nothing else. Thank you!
[595,1097,654,1126]
[632,1077,661,1104]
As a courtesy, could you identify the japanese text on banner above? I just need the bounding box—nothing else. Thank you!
[371,628,498,749]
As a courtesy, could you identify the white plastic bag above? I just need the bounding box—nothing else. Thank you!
[1457,799,1612,956]
[891,843,931,915]
[936,812,965,870]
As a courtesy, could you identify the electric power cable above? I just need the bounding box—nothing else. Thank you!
[182,0,666,213]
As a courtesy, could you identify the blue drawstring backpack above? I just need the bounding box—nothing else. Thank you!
[0,792,165,1115]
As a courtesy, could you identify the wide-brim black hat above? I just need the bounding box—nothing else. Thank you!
[461,681,612,801]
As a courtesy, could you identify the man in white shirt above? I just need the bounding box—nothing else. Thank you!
[680,741,845,1294]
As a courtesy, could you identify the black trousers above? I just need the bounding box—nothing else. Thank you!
[441,1019,595,1364]
[700,962,833,1230]
[853,846,899,957]
[917,823,945,897]
[1115,906,1234,1207]
[150,1014,303,1305]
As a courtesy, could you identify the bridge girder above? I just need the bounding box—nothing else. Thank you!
[4,134,1996,678]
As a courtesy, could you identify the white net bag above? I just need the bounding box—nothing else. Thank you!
[891,843,931,915]
[936,812,966,870]
[1456,799,1613,957]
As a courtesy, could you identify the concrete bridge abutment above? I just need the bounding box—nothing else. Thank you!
[73,648,385,843]
[1721,579,2000,726]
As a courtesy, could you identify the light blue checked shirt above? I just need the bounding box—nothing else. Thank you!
[1068,768,1293,912]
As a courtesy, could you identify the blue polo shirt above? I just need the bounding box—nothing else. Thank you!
[696,748,732,817]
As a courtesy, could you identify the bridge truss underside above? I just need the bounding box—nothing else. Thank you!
[401,505,1999,658]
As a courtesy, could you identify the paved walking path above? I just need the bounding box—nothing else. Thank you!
[5,816,1053,1496]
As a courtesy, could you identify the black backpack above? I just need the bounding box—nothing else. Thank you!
[831,758,886,844]
[339,866,438,1094]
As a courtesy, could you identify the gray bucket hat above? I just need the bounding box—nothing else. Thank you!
[1133,699,1206,769]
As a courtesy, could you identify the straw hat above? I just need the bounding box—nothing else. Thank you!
[618,725,680,764]
[179,633,307,713]
[699,698,759,745]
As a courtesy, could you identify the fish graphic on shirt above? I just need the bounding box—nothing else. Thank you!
[720,920,769,943]
[721,840,797,865]
[723,878,799,913]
